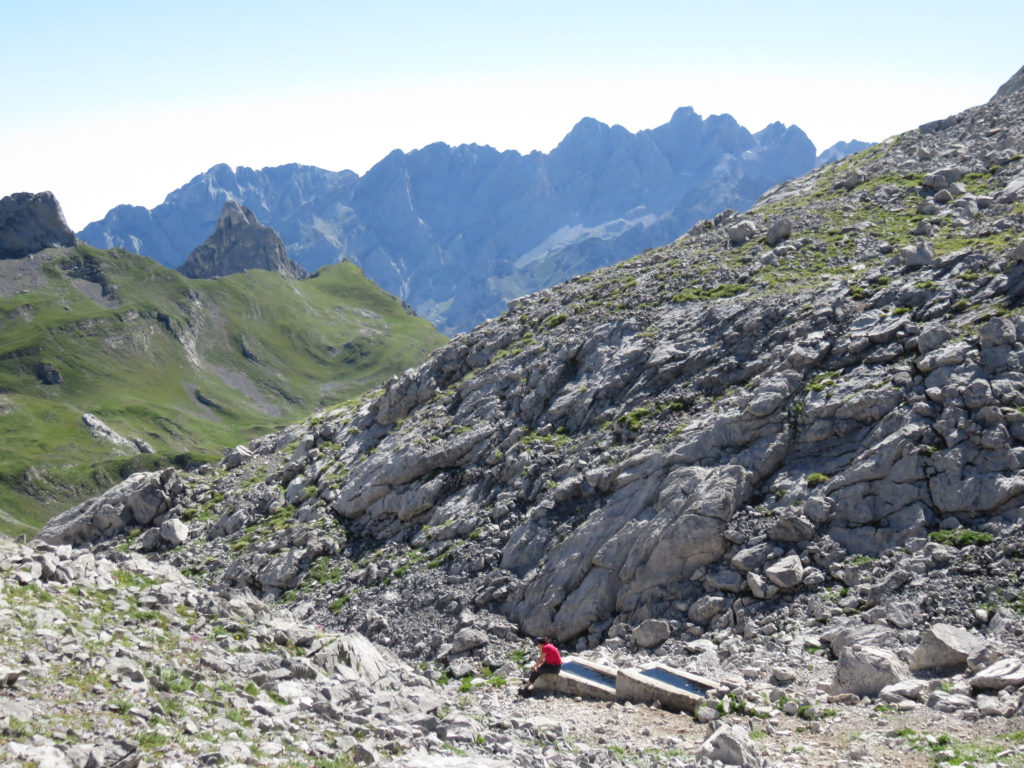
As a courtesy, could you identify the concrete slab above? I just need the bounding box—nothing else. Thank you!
[616,663,716,713]
[533,656,618,700]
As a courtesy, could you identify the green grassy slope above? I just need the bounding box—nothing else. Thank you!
[0,245,446,534]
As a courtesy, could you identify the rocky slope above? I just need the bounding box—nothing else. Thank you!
[15,72,1024,765]
[178,201,307,279]
[79,109,859,334]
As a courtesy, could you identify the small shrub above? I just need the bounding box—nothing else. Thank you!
[543,313,569,329]
[806,472,829,488]
[928,529,993,548]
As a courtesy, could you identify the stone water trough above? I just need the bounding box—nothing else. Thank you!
[616,663,717,714]
[534,658,717,713]
[533,657,618,700]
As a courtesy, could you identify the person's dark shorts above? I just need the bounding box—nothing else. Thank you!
[528,662,561,683]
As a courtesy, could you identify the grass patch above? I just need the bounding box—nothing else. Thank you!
[0,247,446,535]
[928,529,993,548]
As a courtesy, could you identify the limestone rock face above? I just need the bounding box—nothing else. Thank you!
[177,201,307,279]
[39,75,1024,685]
[0,191,76,259]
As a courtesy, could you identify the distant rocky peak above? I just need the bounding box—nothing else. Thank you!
[177,201,307,280]
[219,199,256,229]
[0,191,77,259]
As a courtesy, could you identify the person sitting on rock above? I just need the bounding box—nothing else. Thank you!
[521,636,562,695]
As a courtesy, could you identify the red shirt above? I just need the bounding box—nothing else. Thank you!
[541,642,562,665]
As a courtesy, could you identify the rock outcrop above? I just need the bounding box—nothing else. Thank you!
[0,191,76,259]
[80,110,863,333]
[178,200,307,279]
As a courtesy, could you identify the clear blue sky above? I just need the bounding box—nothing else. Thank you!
[3,0,1022,230]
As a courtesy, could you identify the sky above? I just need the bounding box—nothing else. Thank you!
[3,1,1023,232]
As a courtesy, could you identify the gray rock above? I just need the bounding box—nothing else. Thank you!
[450,627,489,654]
[222,445,256,469]
[727,220,758,245]
[832,645,909,697]
[632,619,671,648]
[899,241,935,267]
[765,218,792,246]
[765,555,803,588]
[178,201,307,280]
[911,623,983,672]
[927,690,977,712]
[923,167,965,190]
[0,191,76,259]
[159,518,189,547]
[970,657,1024,691]
[700,724,764,766]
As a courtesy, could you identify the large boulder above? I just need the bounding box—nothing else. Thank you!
[910,623,983,672]
[700,724,764,767]
[970,658,1024,691]
[0,191,76,259]
[832,645,909,697]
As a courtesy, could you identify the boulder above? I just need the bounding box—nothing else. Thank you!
[159,519,190,547]
[910,623,983,672]
[970,657,1024,691]
[899,241,935,267]
[700,724,764,767]
[765,555,803,588]
[632,619,671,648]
[222,445,256,470]
[765,218,792,246]
[450,627,489,654]
[923,167,965,190]
[832,645,909,697]
[727,220,758,245]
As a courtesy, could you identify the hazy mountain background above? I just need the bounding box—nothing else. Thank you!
[80,108,867,334]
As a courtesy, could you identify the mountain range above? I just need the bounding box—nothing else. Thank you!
[80,108,866,334]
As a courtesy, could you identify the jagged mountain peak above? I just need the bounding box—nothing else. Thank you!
[177,200,307,280]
